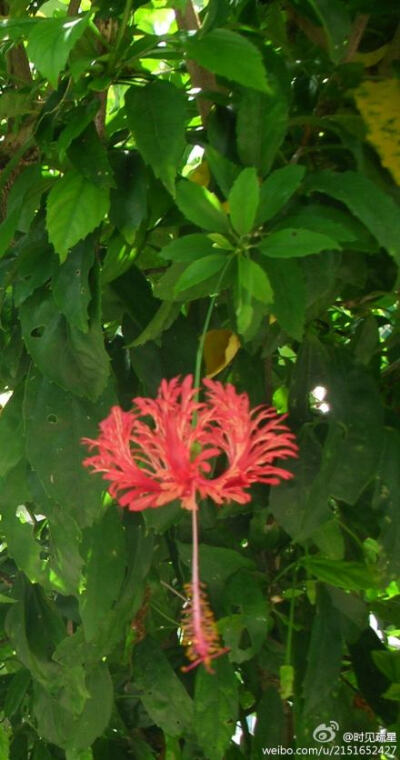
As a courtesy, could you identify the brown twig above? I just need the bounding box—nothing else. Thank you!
[174,0,219,126]
[343,13,369,63]
[67,0,81,15]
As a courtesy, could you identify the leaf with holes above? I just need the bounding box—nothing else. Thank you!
[20,289,109,401]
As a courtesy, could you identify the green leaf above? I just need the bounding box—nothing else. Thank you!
[373,428,400,580]
[0,463,48,586]
[301,557,377,591]
[109,151,148,243]
[238,257,273,303]
[46,170,109,263]
[324,357,384,505]
[178,543,254,598]
[302,589,343,714]
[174,254,227,294]
[308,0,351,64]
[159,233,217,262]
[228,168,259,236]
[27,16,90,87]
[130,301,181,348]
[52,237,95,333]
[258,228,340,258]
[237,90,288,177]
[132,638,193,737]
[33,664,113,751]
[186,28,269,92]
[175,180,230,234]
[348,629,397,725]
[251,687,285,757]
[125,82,186,195]
[194,658,238,760]
[255,165,305,225]
[204,145,240,198]
[68,123,114,189]
[0,386,24,477]
[20,289,109,401]
[79,507,127,642]
[57,100,100,161]
[307,170,400,265]
[262,258,306,340]
[4,669,31,719]
[24,372,115,528]
[0,723,10,760]
[272,203,371,246]
[269,431,331,542]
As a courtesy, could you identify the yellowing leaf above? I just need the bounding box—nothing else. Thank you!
[188,161,211,187]
[203,329,240,378]
[353,44,388,68]
[353,79,400,186]
[221,201,230,213]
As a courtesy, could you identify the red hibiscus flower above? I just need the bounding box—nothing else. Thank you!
[82,375,298,672]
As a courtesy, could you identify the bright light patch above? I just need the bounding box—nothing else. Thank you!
[312,385,326,401]
[0,390,12,407]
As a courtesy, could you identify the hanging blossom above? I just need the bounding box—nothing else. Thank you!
[82,375,298,672]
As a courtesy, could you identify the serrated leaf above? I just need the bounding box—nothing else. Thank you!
[68,123,114,189]
[24,372,115,528]
[80,507,127,642]
[27,16,89,87]
[33,664,113,751]
[228,168,259,235]
[255,165,305,225]
[186,28,269,92]
[175,180,230,234]
[174,254,227,293]
[0,387,24,477]
[354,79,400,186]
[237,90,288,177]
[194,658,238,760]
[132,638,193,737]
[301,557,377,591]
[306,170,400,264]
[251,688,285,756]
[57,100,100,160]
[20,289,109,401]
[125,81,186,195]
[52,237,94,332]
[109,151,148,243]
[258,228,340,258]
[46,170,109,263]
[302,589,343,714]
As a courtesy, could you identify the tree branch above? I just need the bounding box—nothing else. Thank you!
[67,0,81,15]
[174,0,219,126]
[343,13,369,63]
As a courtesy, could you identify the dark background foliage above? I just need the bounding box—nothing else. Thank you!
[0,0,399,757]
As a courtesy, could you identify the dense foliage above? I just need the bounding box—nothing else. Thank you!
[0,0,399,757]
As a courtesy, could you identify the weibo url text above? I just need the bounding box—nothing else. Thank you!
[262,747,397,757]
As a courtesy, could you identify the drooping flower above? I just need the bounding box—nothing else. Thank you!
[82,375,298,672]
[82,375,298,512]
